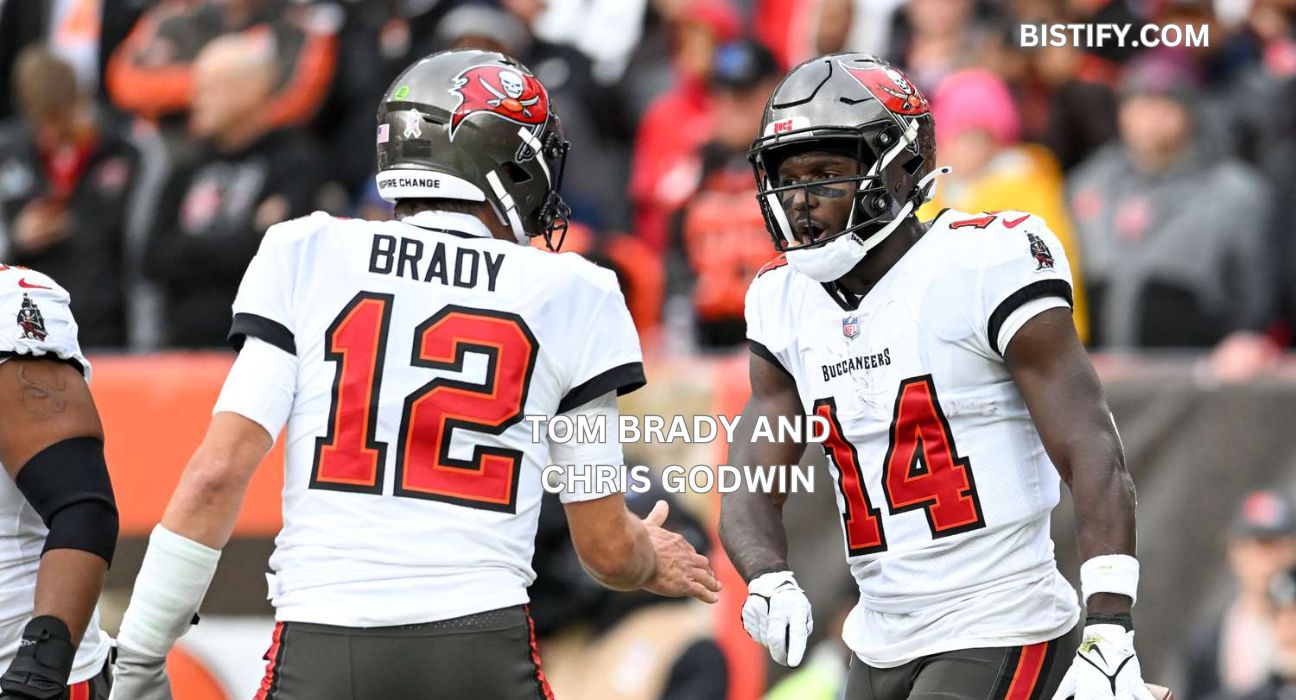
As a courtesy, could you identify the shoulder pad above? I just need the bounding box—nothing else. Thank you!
[756,254,789,278]
[265,210,338,242]
[932,209,1061,268]
[0,265,68,303]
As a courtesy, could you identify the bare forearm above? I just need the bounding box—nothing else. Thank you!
[719,490,790,581]
[32,549,106,647]
[583,513,656,590]
[1066,434,1138,615]
[159,457,252,549]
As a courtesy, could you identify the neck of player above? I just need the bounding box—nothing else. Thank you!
[832,214,925,298]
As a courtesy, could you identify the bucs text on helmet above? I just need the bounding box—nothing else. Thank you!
[748,53,944,282]
[376,49,571,249]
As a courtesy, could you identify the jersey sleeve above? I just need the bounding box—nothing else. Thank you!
[963,212,1075,356]
[0,268,90,377]
[744,261,795,379]
[228,217,310,355]
[558,270,645,414]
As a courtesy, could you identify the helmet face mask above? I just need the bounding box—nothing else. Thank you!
[748,54,937,280]
[375,49,572,250]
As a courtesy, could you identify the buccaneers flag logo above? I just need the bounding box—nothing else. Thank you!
[448,66,550,139]
[840,64,930,116]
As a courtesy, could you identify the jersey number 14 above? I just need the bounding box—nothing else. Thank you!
[815,375,986,556]
[309,292,537,513]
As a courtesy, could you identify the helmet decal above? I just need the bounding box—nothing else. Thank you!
[448,65,550,139]
[839,62,930,116]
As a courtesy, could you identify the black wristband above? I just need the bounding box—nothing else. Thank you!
[748,567,791,581]
[0,616,75,700]
[1085,612,1134,631]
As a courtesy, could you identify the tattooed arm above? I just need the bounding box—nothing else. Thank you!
[0,358,108,647]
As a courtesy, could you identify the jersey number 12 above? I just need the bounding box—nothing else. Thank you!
[309,292,537,513]
[814,375,986,556]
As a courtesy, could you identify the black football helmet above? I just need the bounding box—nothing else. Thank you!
[748,53,939,281]
[376,49,571,249]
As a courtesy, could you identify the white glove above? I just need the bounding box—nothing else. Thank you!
[108,643,173,700]
[741,570,813,667]
[1053,625,1155,700]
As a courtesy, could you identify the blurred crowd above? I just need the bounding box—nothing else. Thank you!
[1183,490,1296,700]
[2,0,1296,367]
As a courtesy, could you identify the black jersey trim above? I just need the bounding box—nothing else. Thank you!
[749,341,793,380]
[987,279,1073,356]
[558,362,646,414]
[229,313,296,354]
[405,224,486,240]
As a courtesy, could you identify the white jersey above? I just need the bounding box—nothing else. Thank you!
[745,209,1082,667]
[227,211,644,627]
[0,266,110,683]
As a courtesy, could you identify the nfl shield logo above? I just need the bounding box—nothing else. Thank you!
[842,315,860,339]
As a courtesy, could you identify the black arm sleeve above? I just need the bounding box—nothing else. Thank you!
[15,437,119,565]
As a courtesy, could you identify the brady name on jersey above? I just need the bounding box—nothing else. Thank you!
[111,49,717,700]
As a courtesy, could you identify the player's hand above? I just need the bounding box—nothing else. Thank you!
[108,643,174,700]
[741,570,813,667]
[0,617,75,699]
[640,500,722,604]
[1053,625,1155,700]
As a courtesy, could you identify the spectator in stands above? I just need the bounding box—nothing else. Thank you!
[752,0,854,68]
[887,0,984,91]
[629,0,740,252]
[1232,564,1296,700]
[666,39,782,350]
[142,33,322,348]
[0,45,140,348]
[105,0,336,141]
[1183,491,1296,700]
[1067,52,1274,349]
[435,4,625,229]
[920,68,1089,343]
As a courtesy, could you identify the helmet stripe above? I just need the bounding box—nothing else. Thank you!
[486,169,529,244]
[516,127,551,185]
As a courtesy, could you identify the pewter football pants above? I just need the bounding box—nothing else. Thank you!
[845,623,1081,700]
[252,605,551,700]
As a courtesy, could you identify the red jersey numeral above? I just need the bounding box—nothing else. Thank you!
[310,295,537,513]
[882,376,985,536]
[815,375,985,555]
[311,293,393,494]
[948,214,997,230]
[395,306,538,511]
[815,398,887,555]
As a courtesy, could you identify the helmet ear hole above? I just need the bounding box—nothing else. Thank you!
[503,161,533,184]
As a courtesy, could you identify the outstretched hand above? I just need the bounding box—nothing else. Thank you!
[640,500,722,604]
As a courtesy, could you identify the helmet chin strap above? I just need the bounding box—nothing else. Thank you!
[784,166,950,283]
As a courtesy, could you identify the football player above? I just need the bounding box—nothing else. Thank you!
[719,54,1151,700]
[109,50,719,700]
[0,266,117,699]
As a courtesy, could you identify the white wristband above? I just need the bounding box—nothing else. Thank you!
[116,525,222,658]
[1079,554,1139,606]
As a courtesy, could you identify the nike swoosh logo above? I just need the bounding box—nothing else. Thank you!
[1003,215,1030,229]
[17,278,50,290]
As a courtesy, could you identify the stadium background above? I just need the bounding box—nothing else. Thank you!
[3,0,1296,698]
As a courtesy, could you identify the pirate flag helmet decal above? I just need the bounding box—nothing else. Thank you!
[376,49,571,249]
[449,65,549,139]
